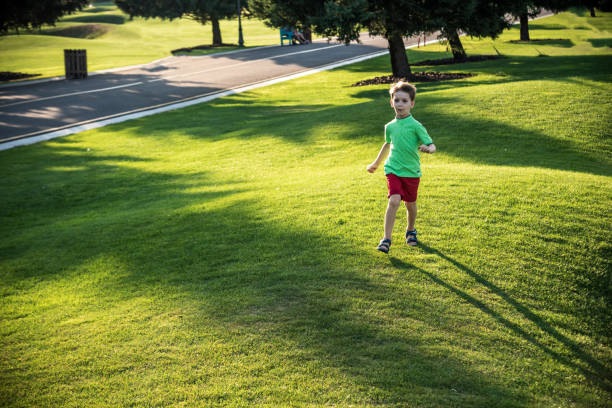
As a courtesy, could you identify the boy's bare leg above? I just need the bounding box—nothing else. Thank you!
[384,194,402,240]
[405,201,417,231]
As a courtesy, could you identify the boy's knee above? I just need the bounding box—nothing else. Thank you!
[388,194,402,207]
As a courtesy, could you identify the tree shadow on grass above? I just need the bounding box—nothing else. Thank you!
[0,141,245,268]
[61,14,127,24]
[589,38,612,47]
[0,142,531,406]
[413,93,611,176]
[391,245,612,393]
[507,39,575,47]
[417,54,612,84]
[527,23,571,30]
[41,24,112,39]
[116,93,348,145]
[140,83,612,177]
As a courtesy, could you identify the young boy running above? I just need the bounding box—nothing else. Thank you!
[366,81,436,254]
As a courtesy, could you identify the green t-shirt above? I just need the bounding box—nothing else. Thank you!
[384,115,433,177]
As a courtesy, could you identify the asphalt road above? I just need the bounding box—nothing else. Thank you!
[0,33,438,144]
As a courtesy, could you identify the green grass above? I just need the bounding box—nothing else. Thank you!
[1,11,611,408]
[0,1,281,79]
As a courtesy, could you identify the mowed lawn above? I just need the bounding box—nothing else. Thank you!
[0,1,280,79]
[1,10,611,408]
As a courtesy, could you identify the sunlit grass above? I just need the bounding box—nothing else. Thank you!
[0,11,611,408]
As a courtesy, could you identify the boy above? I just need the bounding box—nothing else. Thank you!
[366,81,436,254]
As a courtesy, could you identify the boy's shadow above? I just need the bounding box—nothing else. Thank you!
[389,245,612,393]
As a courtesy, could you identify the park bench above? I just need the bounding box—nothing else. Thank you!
[280,28,295,46]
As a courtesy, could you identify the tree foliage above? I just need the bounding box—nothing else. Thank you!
[1,0,89,33]
[114,0,185,20]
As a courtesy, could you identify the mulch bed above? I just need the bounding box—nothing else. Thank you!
[0,72,40,82]
[351,72,474,86]
[172,43,239,54]
[350,55,504,86]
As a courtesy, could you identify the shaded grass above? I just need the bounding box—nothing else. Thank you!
[507,39,575,47]
[0,11,611,408]
[61,14,127,25]
[589,38,612,47]
[42,24,113,39]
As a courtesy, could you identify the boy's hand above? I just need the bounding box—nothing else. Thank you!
[419,144,436,153]
[366,163,378,173]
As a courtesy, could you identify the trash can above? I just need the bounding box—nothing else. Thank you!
[64,49,87,79]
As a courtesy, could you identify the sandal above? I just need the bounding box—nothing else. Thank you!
[377,238,391,253]
[406,229,418,246]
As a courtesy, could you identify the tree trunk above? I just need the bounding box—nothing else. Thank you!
[387,32,411,79]
[590,7,596,17]
[520,13,530,41]
[447,29,466,61]
[211,17,222,46]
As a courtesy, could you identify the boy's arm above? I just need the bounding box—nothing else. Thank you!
[419,143,436,153]
[367,143,390,173]
[415,123,435,153]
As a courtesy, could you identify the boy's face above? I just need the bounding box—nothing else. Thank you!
[390,90,415,119]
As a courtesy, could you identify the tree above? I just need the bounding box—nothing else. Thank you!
[192,0,239,46]
[1,0,89,34]
[115,0,241,46]
[434,0,511,62]
[510,1,540,41]
[506,0,589,41]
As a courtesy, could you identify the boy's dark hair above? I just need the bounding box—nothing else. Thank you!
[389,81,417,101]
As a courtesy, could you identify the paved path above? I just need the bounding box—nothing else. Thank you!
[1,33,428,145]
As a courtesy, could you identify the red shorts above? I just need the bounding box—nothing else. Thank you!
[386,173,420,202]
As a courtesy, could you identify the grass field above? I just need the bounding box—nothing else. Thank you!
[0,1,280,80]
[1,10,611,408]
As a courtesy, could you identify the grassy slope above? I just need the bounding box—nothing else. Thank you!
[1,11,611,408]
[0,1,279,79]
